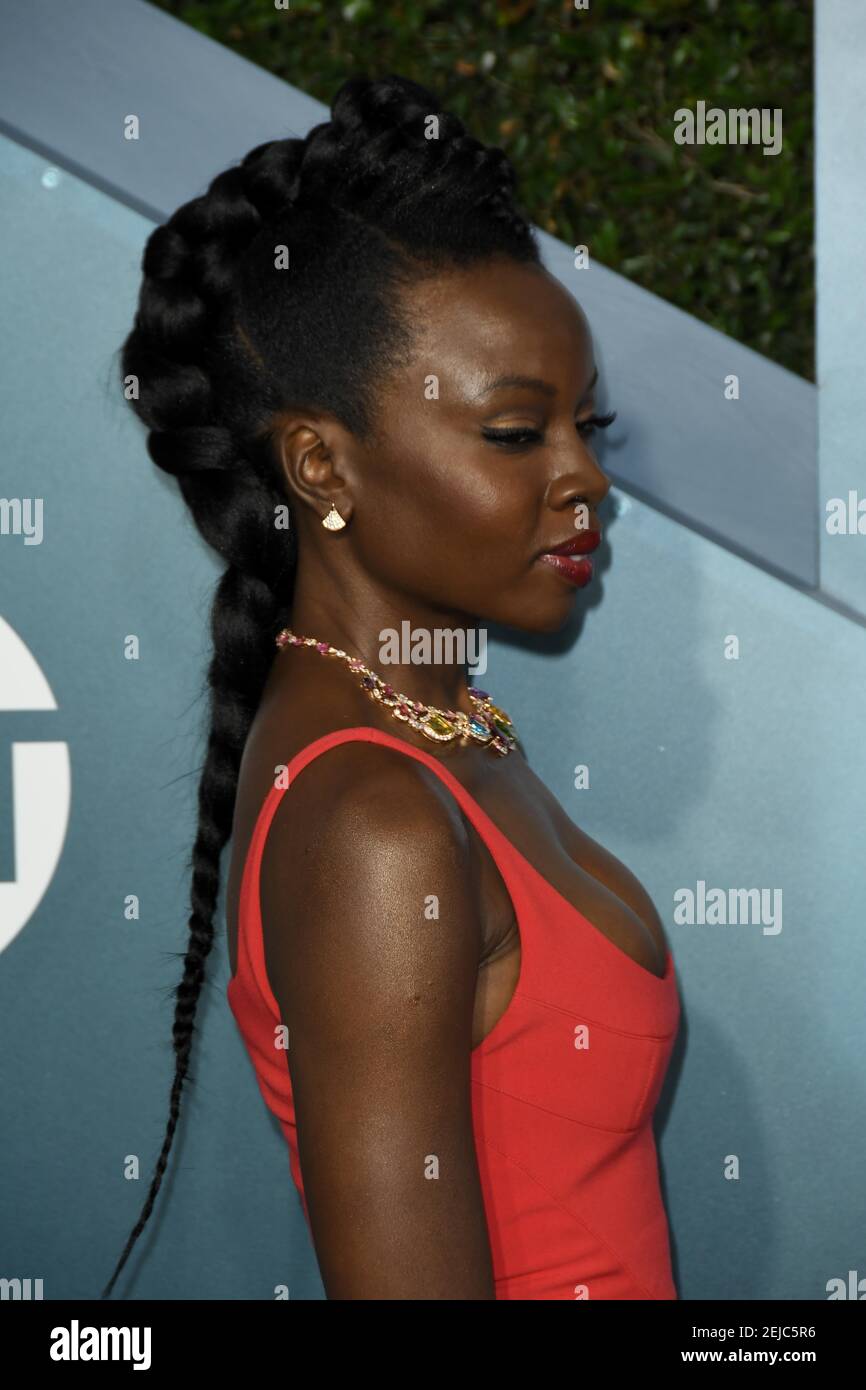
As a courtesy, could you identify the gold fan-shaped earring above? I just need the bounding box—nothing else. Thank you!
[321,502,346,531]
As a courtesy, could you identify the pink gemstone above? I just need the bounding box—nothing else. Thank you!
[316,642,329,653]
[383,684,394,697]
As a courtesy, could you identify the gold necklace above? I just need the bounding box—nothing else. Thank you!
[275,628,518,756]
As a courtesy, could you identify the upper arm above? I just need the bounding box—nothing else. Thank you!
[259,743,495,1300]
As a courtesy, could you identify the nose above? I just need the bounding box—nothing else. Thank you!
[546,455,611,517]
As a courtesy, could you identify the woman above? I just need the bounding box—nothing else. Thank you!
[103,72,679,1301]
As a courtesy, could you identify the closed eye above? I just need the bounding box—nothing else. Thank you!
[482,410,617,449]
[577,409,617,438]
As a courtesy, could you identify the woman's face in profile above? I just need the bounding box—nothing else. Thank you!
[339,256,613,634]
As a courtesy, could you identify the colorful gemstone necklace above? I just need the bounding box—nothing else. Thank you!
[275,628,518,756]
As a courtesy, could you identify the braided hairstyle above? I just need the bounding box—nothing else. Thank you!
[101,72,540,1298]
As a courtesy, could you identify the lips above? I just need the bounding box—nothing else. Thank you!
[541,529,601,557]
[538,529,601,588]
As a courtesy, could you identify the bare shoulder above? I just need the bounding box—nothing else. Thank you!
[259,734,483,966]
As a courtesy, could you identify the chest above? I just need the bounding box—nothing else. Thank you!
[452,754,669,981]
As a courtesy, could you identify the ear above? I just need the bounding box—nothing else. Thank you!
[270,411,355,523]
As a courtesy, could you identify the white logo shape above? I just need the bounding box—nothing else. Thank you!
[0,615,70,954]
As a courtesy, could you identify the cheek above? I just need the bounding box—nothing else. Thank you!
[433,460,539,574]
[370,437,538,553]
[352,424,546,608]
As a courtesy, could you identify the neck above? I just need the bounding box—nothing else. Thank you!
[287,585,484,714]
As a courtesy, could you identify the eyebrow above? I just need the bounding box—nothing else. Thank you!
[473,365,598,402]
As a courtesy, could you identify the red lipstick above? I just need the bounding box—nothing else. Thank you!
[538,529,601,587]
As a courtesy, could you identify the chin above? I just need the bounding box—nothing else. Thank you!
[481,595,581,635]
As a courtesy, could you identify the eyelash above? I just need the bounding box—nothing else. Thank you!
[482,410,617,449]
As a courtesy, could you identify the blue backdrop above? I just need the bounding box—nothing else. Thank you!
[1,0,863,1302]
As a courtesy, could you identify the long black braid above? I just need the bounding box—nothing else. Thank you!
[101,72,540,1299]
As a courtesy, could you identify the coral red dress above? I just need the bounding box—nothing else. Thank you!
[227,726,680,1299]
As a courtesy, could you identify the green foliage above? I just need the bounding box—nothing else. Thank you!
[152,0,813,380]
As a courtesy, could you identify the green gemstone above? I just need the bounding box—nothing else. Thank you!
[421,713,456,741]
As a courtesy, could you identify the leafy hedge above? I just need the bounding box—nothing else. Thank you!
[152,0,813,380]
